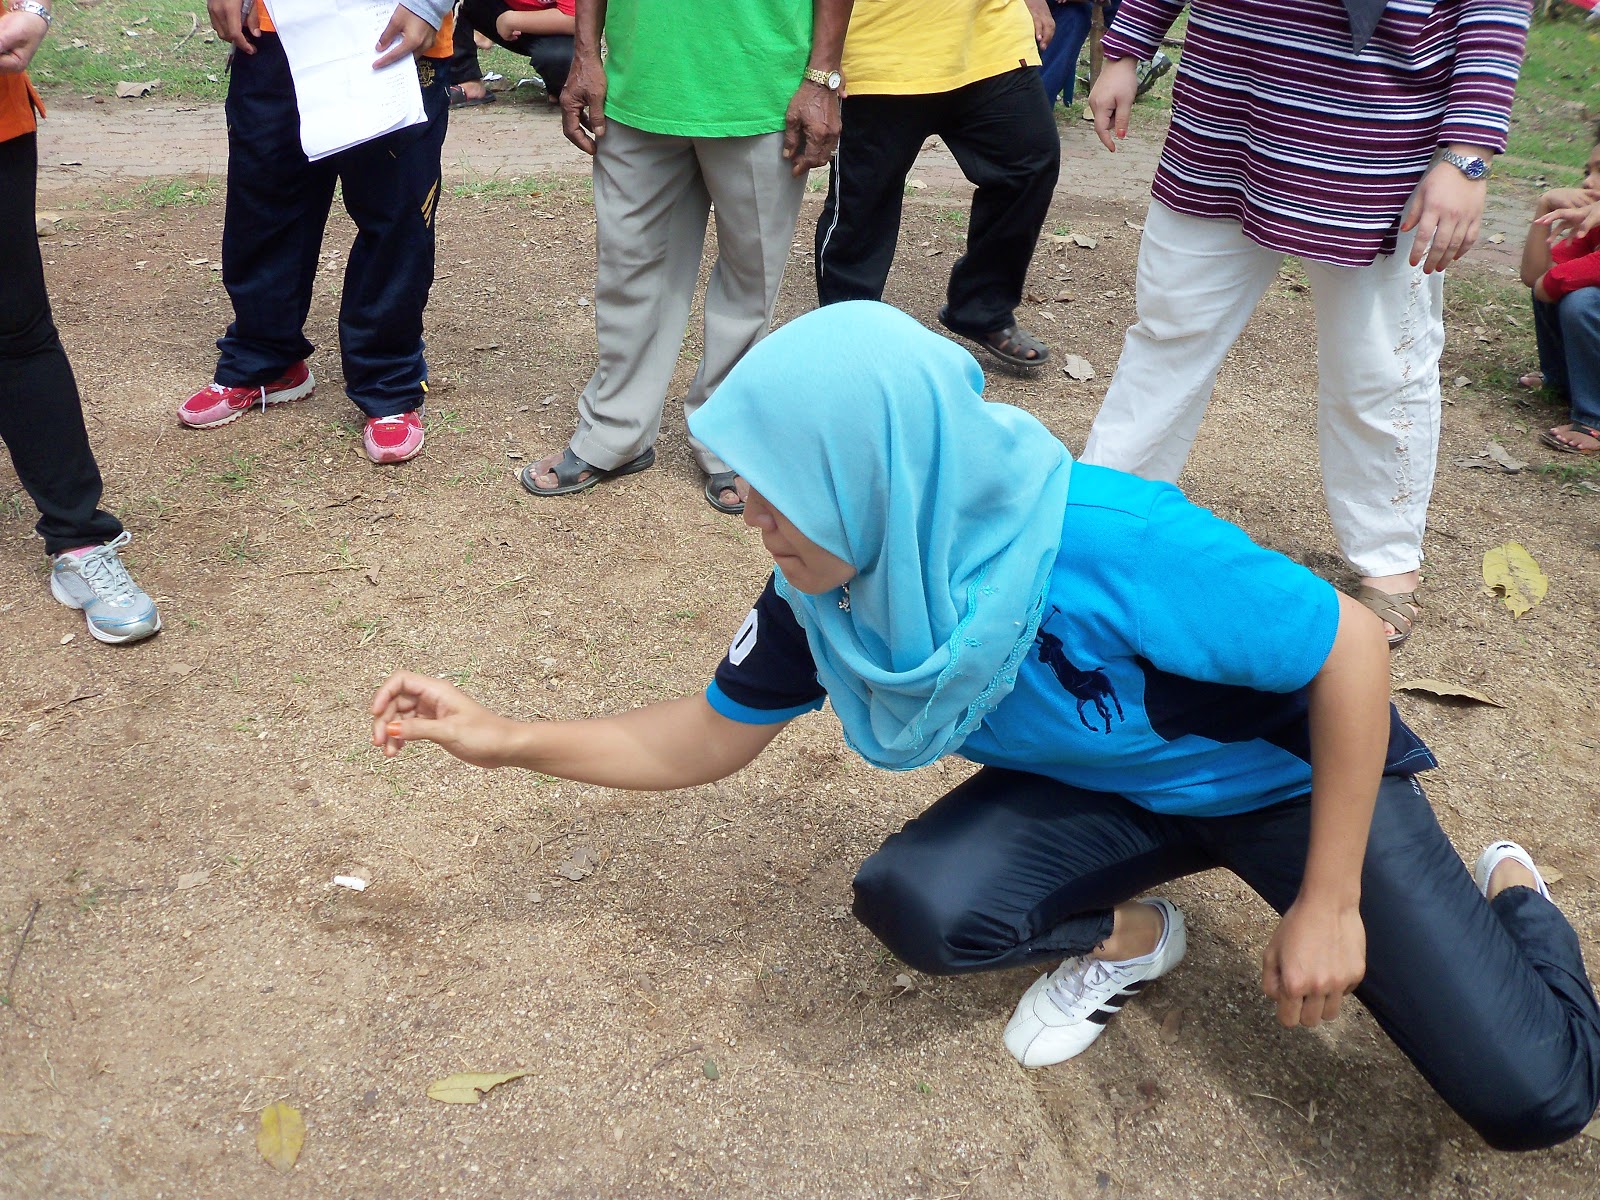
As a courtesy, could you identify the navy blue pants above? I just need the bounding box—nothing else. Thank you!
[814,68,1060,335]
[854,769,1600,1151]
[0,133,123,555]
[216,34,448,418]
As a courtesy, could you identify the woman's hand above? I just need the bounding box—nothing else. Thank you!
[370,671,524,768]
[1088,57,1139,152]
[1022,0,1055,49]
[1262,897,1367,1027]
[0,5,50,73]
[1400,158,1489,274]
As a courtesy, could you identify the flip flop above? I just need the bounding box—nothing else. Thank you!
[1353,585,1422,649]
[447,85,496,108]
[937,306,1050,370]
[704,470,744,515]
[1538,422,1600,455]
[518,446,655,497]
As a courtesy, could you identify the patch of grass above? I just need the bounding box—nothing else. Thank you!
[221,530,260,563]
[1499,11,1599,188]
[31,1,230,101]
[448,171,573,201]
[212,451,260,493]
[935,208,967,226]
[1533,458,1600,485]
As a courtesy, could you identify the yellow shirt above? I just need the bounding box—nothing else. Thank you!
[841,0,1039,96]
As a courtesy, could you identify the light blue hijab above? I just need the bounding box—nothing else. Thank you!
[688,302,1073,771]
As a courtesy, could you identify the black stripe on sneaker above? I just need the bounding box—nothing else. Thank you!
[1085,1008,1116,1025]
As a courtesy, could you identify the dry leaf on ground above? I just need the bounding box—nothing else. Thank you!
[556,845,600,880]
[257,1102,304,1173]
[1394,679,1505,708]
[1160,1007,1184,1044]
[1062,355,1096,382]
[115,80,161,99]
[175,870,209,891]
[1073,234,1099,249]
[427,1070,529,1105]
[1482,542,1549,617]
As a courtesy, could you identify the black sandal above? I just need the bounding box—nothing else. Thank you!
[704,470,744,515]
[518,446,655,497]
[937,305,1050,370]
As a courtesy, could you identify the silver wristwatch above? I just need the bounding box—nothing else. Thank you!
[1440,149,1491,181]
[8,1,51,27]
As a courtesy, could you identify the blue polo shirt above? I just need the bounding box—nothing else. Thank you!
[707,464,1434,817]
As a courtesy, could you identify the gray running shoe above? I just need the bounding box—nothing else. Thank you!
[50,531,161,645]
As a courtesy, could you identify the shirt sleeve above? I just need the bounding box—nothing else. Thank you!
[1542,233,1600,302]
[1101,0,1188,62]
[1439,1,1530,153]
[1130,488,1341,694]
[402,0,452,31]
[707,575,827,725]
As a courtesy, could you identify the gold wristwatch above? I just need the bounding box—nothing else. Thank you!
[803,67,842,93]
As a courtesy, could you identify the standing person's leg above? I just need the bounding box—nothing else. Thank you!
[1081,202,1282,480]
[1040,2,1093,108]
[336,56,450,465]
[0,134,158,644]
[209,33,334,399]
[687,131,807,509]
[938,67,1060,364]
[522,122,709,493]
[1537,289,1600,451]
[1210,776,1600,1151]
[814,93,932,307]
[1304,239,1442,642]
[448,4,491,104]
[854,767,1208,1065]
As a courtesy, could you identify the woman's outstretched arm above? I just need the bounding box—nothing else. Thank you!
[370,672,790,790]
[1261,593,1392,1028]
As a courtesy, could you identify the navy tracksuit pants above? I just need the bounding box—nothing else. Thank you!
[215,33,448,419]
[854,769,1600,1152]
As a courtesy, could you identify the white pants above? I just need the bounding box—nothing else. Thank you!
[1081,200,1445,578]
[573,120,807,476]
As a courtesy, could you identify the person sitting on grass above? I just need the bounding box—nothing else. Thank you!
[1518,124,1600,454]
[371,302,1600,1153]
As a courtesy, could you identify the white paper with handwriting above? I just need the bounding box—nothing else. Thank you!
[267,0,426,161]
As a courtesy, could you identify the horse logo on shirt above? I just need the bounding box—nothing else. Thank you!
[1035,608,1123,734]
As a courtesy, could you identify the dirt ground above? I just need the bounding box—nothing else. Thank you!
[2,102,1598,1200]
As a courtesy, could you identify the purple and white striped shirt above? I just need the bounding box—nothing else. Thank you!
[1102,0,1531,265]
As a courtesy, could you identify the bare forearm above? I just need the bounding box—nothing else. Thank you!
[498,9,575,37]
[500,696,785,790]
[809,0,852,71]
[573,0,605,57]
[1301,595,1392,905]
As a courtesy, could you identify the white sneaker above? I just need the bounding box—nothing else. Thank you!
[1003,897,1186,1068]
[1473,840,1551,900]
[50,531,161,645]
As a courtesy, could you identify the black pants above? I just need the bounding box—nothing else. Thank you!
[216,33,448,418]
[0,133,122,556]
[814,67,1060,334]
[454,0,575,97]
[853,769,1600,1152]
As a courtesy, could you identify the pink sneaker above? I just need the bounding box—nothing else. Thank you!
[363,410,425,464]
[179,362,315,429]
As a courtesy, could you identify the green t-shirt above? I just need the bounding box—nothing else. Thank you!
[603,1,814,138]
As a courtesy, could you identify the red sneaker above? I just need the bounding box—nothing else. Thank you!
[179,362,315,429]
[363,410,425,464]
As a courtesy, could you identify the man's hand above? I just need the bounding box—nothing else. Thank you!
[1088,57,1139,152]
[561,49,607,154]
[1400,160,1488,274]
[208,0,259,56]
[1262,897,1366,1028]
[782,81,840,176]
[371,671,523,769]
[1023,0,1055,49]
[0,6,50,74]
[374,4,436,69]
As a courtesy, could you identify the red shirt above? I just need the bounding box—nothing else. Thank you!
[507,0,576,12]
[1544,225,1600,301]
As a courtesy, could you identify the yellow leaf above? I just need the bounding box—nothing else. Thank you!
[1394,679,1504,708]
[1481,542,1548,618]
[426,1070,529,1105]
[256,1102,304,1173]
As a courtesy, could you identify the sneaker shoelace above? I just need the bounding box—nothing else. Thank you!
[1047,957,1117,1012]
[68,532,140,605]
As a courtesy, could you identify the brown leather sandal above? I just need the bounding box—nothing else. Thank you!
[1353,585,1422,649]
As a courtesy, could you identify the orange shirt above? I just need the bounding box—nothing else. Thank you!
[257,3,455,59]
[0,72,43,144]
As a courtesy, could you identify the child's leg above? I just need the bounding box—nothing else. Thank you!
[1212,776,1600,1151]
[215,33,337,388]
[852,766,1209,974]
[523,34,575,97]
[336,59,451,419]
[1555,288,1600,433]
[1532,296,1571,398]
